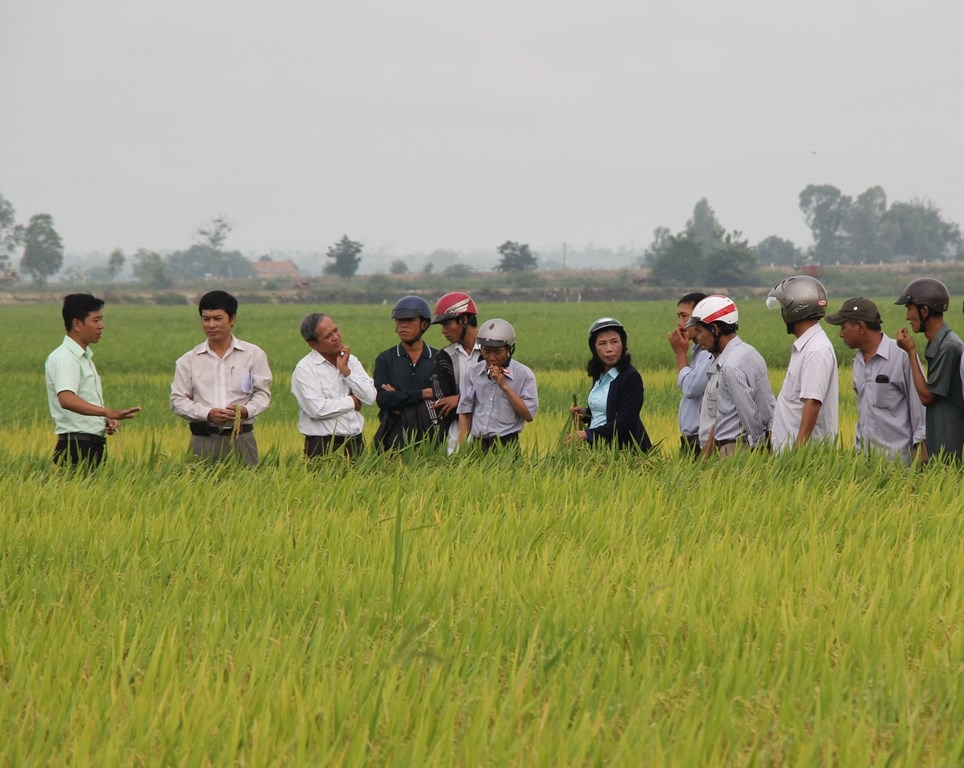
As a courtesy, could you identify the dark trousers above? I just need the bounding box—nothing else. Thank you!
[304,434,364,459]
[478,432,520,453]
[680,434,701,457]
[54,433,106,468]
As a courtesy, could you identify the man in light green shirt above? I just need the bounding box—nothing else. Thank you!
[45,294,141,467]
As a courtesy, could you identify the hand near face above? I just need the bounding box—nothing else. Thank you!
[667,327,690,354]
[337,345,351,376]
[895,327,916,353]
[487,365,507,387]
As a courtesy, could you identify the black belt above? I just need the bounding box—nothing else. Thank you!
[57,432,106,445]
[479,432,520,450]
[716,437,742,447]
[190,422,254,437]
[304,434,363,456]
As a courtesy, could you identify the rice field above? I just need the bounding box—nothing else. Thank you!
[0,299,961,766]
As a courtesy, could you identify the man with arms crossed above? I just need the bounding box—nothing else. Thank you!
[45,293,141,467]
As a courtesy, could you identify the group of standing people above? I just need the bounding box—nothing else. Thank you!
[44,274,964,469]
[668,275,964,465]
[44,290,544,468]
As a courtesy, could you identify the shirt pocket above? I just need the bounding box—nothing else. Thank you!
[240,368,254,395]
[872,381,898,410]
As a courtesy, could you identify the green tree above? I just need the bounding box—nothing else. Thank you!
[132,249,173,289]
[167,244,254,282]
[650,231,704,285]
[107,248,126,281]
[639,226,671,267]
[444,263,474,278]
[754,235,802,266]
[325,235,363,281]
[799,184,851,262]
[843,186,889,263]
[883,199,963,262]
[495,241,537,272]
[194,216,233,250]
[0,192,24,273]
[389,259,409,275]
[705,232,758,286]
[685,199,726,254]
[20,213,64,287]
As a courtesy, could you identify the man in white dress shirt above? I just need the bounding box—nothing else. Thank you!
[766,275,838,453]
[291,312,376,458]
[170,290,272,465]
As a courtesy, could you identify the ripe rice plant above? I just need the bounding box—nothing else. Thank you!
[0,301,960,766]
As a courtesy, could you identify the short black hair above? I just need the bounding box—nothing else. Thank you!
[678,292,708,308]
[62,293,104,332]
[198,290,238,317]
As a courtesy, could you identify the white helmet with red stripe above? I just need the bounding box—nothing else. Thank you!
[685,295,739,330]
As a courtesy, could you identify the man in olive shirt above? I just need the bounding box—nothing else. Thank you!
[895,278,964,463]
[45,294,141,467]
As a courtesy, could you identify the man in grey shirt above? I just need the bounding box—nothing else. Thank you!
[668,292,713,455]
[826,297,925,465]
[686,295,773,457]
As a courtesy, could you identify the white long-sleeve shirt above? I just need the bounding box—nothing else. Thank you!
[290,350,376,437]
[170,336,272,424]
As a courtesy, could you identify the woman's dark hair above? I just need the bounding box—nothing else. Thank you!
[586,326,631,381]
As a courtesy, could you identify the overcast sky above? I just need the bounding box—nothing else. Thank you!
[2,0,962,263]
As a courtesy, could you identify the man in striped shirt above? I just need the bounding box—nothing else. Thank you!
[686,295,774,457]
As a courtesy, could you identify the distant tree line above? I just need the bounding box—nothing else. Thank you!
[643,185,963,287]
[4,182,961,290]
[797,184,962,264]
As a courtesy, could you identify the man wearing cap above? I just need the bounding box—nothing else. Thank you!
[894,277,964,462]
[826,298,925,465]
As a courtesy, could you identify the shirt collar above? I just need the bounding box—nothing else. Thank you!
[63,335,92,360]
[395,343,434,358]
[792,323,824,352]
[198,335,241,355]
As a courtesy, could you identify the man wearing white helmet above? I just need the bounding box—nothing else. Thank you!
[456,318,538,452]
[766,275,839,453]
[686,295,774,457]
[431,291,481,455]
